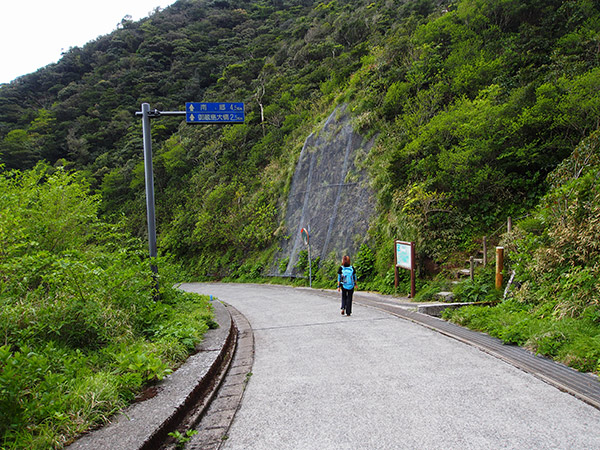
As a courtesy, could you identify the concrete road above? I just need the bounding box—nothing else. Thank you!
[180,283,600,450]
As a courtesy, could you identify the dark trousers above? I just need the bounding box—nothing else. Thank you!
[341,287,354,315]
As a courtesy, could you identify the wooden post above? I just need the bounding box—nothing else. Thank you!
[496,247,504,290]
[410,242,416,298]
[483,236,487,267]
[507,217,512,233]
[469,256,474,281]
[394,240,416,297]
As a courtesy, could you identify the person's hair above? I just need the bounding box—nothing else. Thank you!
[342,255,351,267]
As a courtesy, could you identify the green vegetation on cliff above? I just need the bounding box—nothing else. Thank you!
[446,131,600,374]
[2,0,599,274]
[1,1,600,445]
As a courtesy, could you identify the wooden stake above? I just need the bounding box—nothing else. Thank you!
[469,256,474,281]
[496,247,504,290]
[483,236,487,267]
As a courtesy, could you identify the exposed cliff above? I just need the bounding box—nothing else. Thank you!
[276,105,375,276]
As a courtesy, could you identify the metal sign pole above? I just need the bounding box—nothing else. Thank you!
[141,103,159,294]
[308,237,312,288]
[136,102,244,297]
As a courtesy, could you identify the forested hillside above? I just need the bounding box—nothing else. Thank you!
[2,0,599,277]
[1,0,600,369]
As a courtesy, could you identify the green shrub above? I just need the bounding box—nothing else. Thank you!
[295,250,309,272]
[444,299,600,375]
[229,261,265,281]
[0,164,214,448]
[313,253,338,288]
[413,279,452,302]
[453,278,501,304]
[278,257,290,273]
[354,244,376,282]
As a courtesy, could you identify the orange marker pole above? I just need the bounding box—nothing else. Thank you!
[495,246,504,290]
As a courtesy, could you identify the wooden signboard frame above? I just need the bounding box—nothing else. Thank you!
[394,240,416,298]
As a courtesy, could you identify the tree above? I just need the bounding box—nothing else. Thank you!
[0,129,38,170]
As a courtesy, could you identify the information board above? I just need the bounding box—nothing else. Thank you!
[394,239,416,297]
[395,241,413,270]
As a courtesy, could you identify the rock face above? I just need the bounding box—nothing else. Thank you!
[276,105,375,276]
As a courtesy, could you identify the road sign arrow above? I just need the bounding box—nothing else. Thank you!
[185,102,245,124]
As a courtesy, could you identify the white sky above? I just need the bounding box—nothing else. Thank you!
[1,1,177,84]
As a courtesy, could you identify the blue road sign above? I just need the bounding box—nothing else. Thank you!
[186,102,245,123]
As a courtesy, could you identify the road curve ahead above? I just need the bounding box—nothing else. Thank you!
[179,283,600,450]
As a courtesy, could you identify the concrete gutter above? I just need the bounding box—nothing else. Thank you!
[68,300,235,450]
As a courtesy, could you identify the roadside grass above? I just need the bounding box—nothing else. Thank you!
[0,279,214,450]
[0,165,215,449]
[443,299,600,375]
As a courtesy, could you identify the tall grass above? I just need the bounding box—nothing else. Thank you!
[0,164,214,449]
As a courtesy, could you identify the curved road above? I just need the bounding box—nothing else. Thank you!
[180,283,600,449]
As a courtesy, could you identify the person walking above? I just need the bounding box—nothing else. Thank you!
[337,255,357,316]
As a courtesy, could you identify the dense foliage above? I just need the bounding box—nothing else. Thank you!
[0,164,214,449]
[1,0,599,403]
[3,0,600,276]
[446,132,600,374]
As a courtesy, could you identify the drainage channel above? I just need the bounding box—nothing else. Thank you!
[184,304,255,450]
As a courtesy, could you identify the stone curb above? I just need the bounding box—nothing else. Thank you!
[68,300,235,450]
